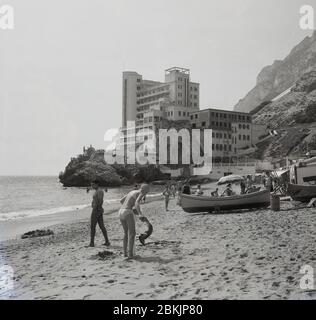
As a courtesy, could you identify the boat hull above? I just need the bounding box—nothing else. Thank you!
[287,183,316,202]
[180,190,270,213]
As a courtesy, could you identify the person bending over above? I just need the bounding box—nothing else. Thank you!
[119,184,150,259]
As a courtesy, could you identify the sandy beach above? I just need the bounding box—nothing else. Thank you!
[1,197,315,300]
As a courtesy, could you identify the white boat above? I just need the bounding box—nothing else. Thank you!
[179,189,270,213]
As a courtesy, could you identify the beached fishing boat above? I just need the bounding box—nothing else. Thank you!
[287,183,316,202]
[179,189,270,213]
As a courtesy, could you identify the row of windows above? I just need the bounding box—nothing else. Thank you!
[166,111,190,117]
[212,144,232,152]
[192,112,251,122]
[192,121,232,129]
[212,132,232,139]
[239,135,250,141]
[238,124,250,130]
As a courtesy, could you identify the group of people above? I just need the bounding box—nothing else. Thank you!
[88,179,151,260]
[87,172,274,259]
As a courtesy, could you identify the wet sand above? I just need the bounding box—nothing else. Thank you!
[1,198,315,300]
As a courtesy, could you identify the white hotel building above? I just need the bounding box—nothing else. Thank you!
[120,67,200,151]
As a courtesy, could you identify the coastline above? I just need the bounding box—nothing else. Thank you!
[0,194,163,242]
[1,198,315,300]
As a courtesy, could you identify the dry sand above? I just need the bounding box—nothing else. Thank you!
[0,198,315,300]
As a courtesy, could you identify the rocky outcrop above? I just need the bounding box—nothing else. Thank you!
[235,31,316,113]
[59,146,168,187]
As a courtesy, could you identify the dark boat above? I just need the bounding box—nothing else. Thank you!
[179,189,270,213]
[287,183,316,202]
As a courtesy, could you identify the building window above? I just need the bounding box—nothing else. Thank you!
[212,144,214,150]
[239,134,241,140]
[179,111,181,116]
[202,122,206,127]
[243,135,246,140]
[192,123,196,128]
[195,114,198,119]
[190,115,193,120]
[239,124,242,129]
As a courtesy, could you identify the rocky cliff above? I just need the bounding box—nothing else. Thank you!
[249,70,316,160]
[234,31,316,113]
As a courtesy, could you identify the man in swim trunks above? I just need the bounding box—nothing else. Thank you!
[119,184,150,259]
[89,179,110,247]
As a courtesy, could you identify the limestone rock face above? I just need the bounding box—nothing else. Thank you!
[235,31,316,113]
[248,69,316,160]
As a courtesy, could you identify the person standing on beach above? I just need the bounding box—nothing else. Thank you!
[119,184,150,259]
[89,179,110,247]
[162,185,171,211]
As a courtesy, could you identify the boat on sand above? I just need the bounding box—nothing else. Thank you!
[180,189,270,213]
[287,183,316,202]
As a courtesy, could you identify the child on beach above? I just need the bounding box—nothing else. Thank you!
[119,184,150,259]
[162,186,171,211]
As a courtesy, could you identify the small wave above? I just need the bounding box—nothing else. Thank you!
[0,204,90,222]
[0,192,163,222]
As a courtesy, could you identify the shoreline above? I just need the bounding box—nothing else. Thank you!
[0,194,164,242]
[1,198,316,300]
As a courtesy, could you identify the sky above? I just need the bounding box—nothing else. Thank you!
[0,0,314,175]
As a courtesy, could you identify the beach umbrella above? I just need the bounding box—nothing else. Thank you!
[218,174,245,185]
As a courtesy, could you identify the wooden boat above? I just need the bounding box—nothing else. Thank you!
[287,183,316,202]
[179,189,270,213]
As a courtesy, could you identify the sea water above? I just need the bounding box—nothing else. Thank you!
[0,176,163,222]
